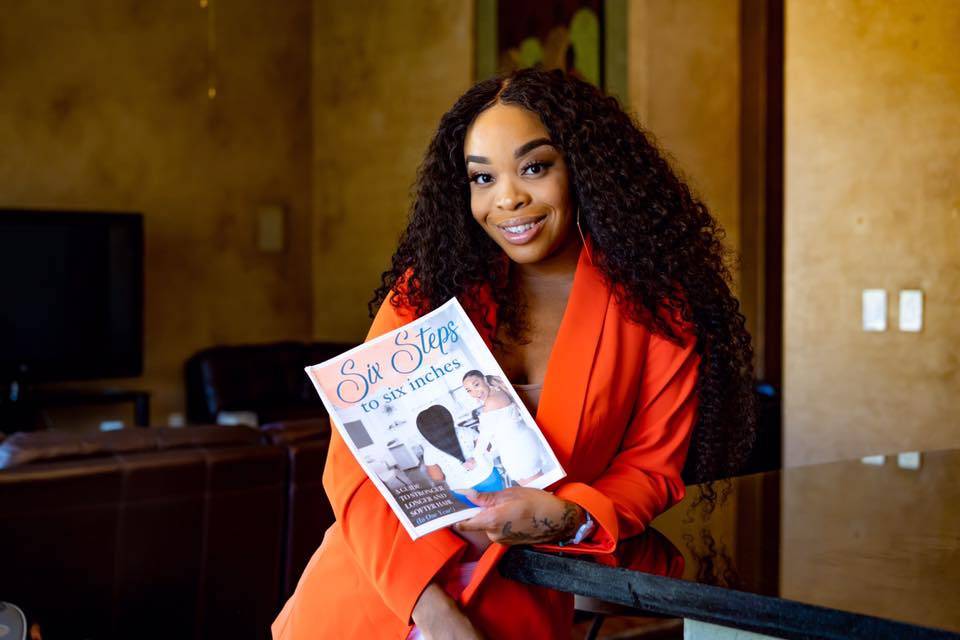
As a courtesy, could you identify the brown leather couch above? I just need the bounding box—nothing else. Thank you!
[0,420,334,640]
[260,420,335,597]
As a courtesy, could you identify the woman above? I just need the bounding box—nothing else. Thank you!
[273,68,755,639]
[461,370,548,486]
[415,404,504,507]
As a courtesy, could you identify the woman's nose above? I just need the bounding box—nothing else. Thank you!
[495,178,531,211]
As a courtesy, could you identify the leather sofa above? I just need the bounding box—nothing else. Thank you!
[184,341,355,425]
[260,420,335,597]
[0,419,334,640]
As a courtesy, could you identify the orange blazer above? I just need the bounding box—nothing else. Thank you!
[272,249,699,640]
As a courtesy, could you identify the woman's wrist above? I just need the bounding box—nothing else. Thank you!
[412,582,455,627]
[554,500,587,543]
[557,502,595,546]
[412,581,484,639]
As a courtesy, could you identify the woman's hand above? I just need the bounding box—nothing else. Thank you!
[412,583,485,640]
[463,457,477,470]
[454,487,585,545]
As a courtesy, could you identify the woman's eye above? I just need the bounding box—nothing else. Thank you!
[521,161,551,176]
[469,172,493,185]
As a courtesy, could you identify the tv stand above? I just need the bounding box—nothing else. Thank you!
[1,384,150,433]
[34,388,151,427]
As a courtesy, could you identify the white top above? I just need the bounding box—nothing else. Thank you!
[475,403,547,481]
[422,444,494,492]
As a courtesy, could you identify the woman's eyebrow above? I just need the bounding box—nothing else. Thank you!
[513,137,552,158]
[464,138,554,165]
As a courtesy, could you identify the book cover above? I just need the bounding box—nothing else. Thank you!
[305,298,565,539]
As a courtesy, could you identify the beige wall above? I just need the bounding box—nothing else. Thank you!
[627,0,741,261]
[310,0,473,341]
[784,0,960,465]
[0,1,313,426]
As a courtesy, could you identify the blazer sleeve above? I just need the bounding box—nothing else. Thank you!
[321,293,467,623]
[544,324,700,554]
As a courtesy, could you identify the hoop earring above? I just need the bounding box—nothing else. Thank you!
[576,208,593,265]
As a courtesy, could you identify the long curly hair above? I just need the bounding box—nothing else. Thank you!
[372,68,756,484]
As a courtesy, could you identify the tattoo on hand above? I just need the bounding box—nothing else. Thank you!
[498,502,581,544]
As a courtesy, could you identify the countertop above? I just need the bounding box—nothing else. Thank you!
[500,449,960,639]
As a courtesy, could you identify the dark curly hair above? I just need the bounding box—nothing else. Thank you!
[372,68,756,484]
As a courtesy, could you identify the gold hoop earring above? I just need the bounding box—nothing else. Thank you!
[576,208,593,264]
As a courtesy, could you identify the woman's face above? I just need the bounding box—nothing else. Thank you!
[464,103,574,264]
[463,375,490,401]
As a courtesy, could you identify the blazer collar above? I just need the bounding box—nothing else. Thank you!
[459,247,611,606]
[464,246,611,473]
[536,247,610,473]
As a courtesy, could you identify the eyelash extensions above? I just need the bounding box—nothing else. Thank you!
[522,160,552,175]
[468,161,553,185]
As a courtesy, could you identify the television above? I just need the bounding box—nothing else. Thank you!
[0,210,144,383]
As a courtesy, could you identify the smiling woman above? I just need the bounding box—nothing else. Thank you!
[273,68,756,640]
[464,108,574,263]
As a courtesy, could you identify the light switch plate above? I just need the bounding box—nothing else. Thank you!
[899,289,923,332]
[897,451,922,470]
[257,204,286,253]
[862,289,887,331]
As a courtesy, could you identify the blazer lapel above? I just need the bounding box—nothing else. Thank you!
[536,247,610,473]
[460,247,611,608]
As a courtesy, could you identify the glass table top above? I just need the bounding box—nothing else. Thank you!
[634,448,960,635]
[501,448,960,638]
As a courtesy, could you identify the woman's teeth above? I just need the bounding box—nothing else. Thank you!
[503,221,537,233]
[497,216,545,245]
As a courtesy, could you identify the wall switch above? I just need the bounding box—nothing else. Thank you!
[898,290,923,332]
[862,289,887,331]
[897,451,922,470]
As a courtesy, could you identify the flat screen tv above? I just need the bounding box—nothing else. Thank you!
[0,210,144,383]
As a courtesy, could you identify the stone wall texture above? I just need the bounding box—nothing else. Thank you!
[310,0,473,340]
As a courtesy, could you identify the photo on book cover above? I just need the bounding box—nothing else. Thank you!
[305,298,565,540]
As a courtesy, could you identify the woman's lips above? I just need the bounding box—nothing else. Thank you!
[496,215,547,245]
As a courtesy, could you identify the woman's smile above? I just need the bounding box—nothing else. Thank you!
[463,374,491,402]
[494,214,548,245]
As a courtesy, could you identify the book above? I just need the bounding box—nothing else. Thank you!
[305,298,566,540]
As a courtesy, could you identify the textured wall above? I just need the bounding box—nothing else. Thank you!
[311,0,473,340]
[627,0,741,260]
[0,1,313,426]
[784,0,960,465]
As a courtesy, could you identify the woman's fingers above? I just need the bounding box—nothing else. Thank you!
[455,501,508,533]
[454,489,528,537]
[469,490,502,507]
[455,511,498,532]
